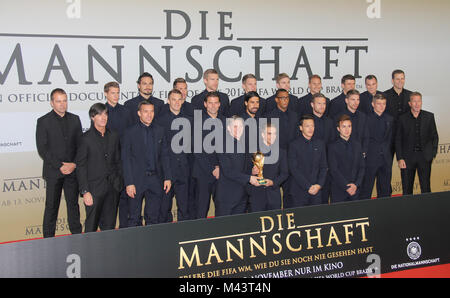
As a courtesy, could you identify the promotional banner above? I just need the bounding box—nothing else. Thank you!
[1,0,450,243]
[0,191,449,278]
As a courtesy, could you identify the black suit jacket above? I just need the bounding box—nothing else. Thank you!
[366,112,394,167]
[192,112,225,183]
[328,137,365,191]
[75,127,123,197]
[216,134,252,206]
[155,110,193,182]
[36,110,82,179]
[328,93,347,119]
[384,87,411,121]
[336,108,370,154]
[122,122,172,195]
[395,110,439,163]
[264,107,299,150]
[288,136,328,192]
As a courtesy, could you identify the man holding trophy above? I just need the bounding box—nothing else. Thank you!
[248,123,289,212]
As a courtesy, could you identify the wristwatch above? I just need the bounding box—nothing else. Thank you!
[80,190,88,196]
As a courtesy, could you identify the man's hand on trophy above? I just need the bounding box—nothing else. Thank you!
[252,165,260,176]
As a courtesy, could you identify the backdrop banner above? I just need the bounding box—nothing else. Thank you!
[0,191,448,278]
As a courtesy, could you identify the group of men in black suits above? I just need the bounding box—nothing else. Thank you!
[36,68,439,237]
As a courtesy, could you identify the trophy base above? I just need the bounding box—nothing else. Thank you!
[257,178,267,185]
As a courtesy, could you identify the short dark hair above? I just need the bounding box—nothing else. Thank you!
[89,103,107,118]
[308,74,322,83]
[173,77,187,88]
[244,91,260,103]
[341,74,356,84]
[137,72,154,84]
[275,88,289,98]
[337,114,352,127]
[365,74,378,82]
[204,91,220,102]
[168,89,182,98]
[392,69,405,79]
[346,89,360,98]
[242,73,257,84]
[299,114,314,126]
[312,93,327,103]
[373,93,386,102]
[410,91,422,101]
[104,81,120,93]
[50,88,66,101]
[275,73,290,84]
[138,100,154,111]
[203,69,218,79]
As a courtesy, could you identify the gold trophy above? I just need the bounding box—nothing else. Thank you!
[252,151,266,185]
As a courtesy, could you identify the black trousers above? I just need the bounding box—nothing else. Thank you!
[330,185,360,203]
[128,175,163,226]
[247,186,282,213]
[84,185,120,233]
[159,178,190,223]
[321,173,331,205]
[43,175,82,238]
[194,178,216,219]
[401,151,432,195]
[361,159,392,200]
[290,190,322,207]
[118,190,129,228]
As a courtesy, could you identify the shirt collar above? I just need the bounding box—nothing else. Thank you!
[52,110,66,119]
[139,120,153,129]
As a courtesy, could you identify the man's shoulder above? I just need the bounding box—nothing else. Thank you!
[65,111,81,121]
[124,96,141,106]
[421,110,435,119]
[37,111,53,122]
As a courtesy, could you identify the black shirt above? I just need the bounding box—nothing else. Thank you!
[139,121,156,172]
[52,110,70,161]
[92,126,110,164]
[384,87,411,120]
[410,111,422,151]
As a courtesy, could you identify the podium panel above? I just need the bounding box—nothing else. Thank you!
[0,192,449,278]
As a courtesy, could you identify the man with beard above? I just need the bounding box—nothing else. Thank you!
[229,73,266,117]
[124,72,164,124]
